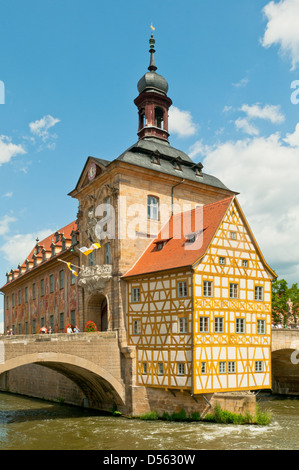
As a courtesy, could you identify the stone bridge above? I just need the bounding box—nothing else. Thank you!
[0,332,128,412]
[271,329,299,395]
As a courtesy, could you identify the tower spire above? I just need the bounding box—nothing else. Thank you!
[148,34,157,72]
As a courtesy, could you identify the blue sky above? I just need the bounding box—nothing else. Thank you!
[1,0,299,330]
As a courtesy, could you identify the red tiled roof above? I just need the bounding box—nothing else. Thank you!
[123,197,234,278]
[1,221,78,289]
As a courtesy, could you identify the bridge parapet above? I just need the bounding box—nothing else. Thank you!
[271,329,299,352]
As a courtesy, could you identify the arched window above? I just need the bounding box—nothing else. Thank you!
[147,195,159,220]
[139,108,145,130]
[155,107,164,129]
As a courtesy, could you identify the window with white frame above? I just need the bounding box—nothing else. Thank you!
[201,362,207,374]
[230,231,236,240]
[147,195,159,220]
[219,361,226,374]
[142,362,147,374]
[214,317,224,333]
[242,259,248,268]
[177,281,187,298]
[255,286,263,301]
[177,363,185,375]
[199,316,209,333]
[132,319,141,335]
[255,361,263,372]
[257,319,265,334]
[228,361,236,373]
[203,280,213,297]
[158,363,164,375]
[236,317,245,333]
[219,256,226,265]
[178,316,188,333]
[230,283,238,299]
[132,287,140,303]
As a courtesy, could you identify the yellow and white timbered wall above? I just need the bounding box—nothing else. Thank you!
[127,269,193,391]
[193,199,272,394]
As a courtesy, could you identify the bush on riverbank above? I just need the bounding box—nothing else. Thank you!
[137,404,272,425]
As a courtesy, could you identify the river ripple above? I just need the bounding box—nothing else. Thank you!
[0,392,299,450]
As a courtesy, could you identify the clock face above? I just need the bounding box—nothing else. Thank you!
[88,163,96,181]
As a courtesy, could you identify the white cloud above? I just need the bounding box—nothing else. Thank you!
[168,106,198,138]
[0,229,53,267]
[240,103,285,124]
[2,192,13,198]
[235,117,260,136]
[0,215,16,236]
[232,77,249,88]
[190,123,299,283]
[29,115,60,149]
[262,0,299,70]
[0,135,26,166]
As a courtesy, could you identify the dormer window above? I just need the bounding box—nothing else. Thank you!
[151,154,160,165]
[71,229,78,246]
[51,242,56,257]
[55,231,60,243]
[33,254,37,267]
[173,160,182,171]
[42,248,47,262]
[193,162,203,176]
[61,236,66,251]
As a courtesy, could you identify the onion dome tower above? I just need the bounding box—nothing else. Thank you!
[134,34,172,142]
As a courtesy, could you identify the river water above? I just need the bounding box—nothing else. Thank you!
[0,391,299,451]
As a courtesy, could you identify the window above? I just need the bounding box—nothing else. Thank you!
[142,362,147,374]
[177,281,187,298]
[41,317,45,327]
[18,290,21,305]
[71,271,76,285]
[230,283,238,299]
[132,320,141,335]
[59,312,64,331]
[158,363,164,375]
[230,231,236,240]
[177,363,185,376]
[236,318,245,333]
[88,251,95,266]
[105,242,111,264]
[6,296,9,310]
[18,323,22,335]
[41,279,44,297]
[32,319,36,334]
[199,317,209,333]
[228,361,236,373]
[214,317,224,333]
[104,197,111,218]
[255,286,263,301]
[219,362,226,374]
[147,195,159,220]
[12,293,15,308]
[242,260,248,268]
[154,107,164,129]
[178,317,188,333]
[203,281,213,297]
[25,287,28,303]
[61,237,66,251]
[25,321,29,335]
[50,315,54,331]
[59,270,64,290]
[71,310,76,326]
[255,361,263,372]
[50,274,54,293]
[257,319,265,334]
[132,287,140,303]
[201,362,207,374]
[219,257,226,265]
[32,283,36,300]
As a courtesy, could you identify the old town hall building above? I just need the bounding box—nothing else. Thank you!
[1,34,276,414]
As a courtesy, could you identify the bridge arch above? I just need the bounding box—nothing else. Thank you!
[0,352,125,411]
[272,348,299,395]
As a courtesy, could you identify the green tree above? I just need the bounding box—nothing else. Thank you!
[272,279,299,326]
